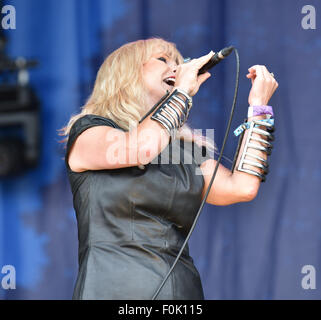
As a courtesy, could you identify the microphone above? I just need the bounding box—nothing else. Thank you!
[198,46,234,75]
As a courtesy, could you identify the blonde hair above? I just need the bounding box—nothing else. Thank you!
[59,37,215,151]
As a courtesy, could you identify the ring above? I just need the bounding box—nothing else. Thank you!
[270,72,275,78]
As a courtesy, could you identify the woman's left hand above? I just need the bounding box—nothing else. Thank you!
[247,65,278,106]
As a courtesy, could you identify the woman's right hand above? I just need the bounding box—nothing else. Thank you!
[173,51,215,96]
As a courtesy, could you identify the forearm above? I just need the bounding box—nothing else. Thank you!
[203,64,278,205]
[229,114,270,199]
[128,88,190,165]
[127,53,213,166]
[128,113,171,166]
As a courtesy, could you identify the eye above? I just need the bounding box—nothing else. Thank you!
[157,57,167,63]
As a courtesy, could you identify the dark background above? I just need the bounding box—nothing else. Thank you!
[0,0,320,299]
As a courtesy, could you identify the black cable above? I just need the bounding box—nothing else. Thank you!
[151,48,240,300]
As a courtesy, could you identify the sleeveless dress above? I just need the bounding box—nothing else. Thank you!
[65,114,212,300]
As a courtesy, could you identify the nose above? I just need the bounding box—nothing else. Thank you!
[171,64,177,74]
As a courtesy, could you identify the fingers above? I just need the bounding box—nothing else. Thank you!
[248,65,275,81]
[247,66,259,85]
[198,72,211,85]
[247,65,279,106]
[254,65,265,80]
[247,65,279,87]
[189,51,215,68]
[260,65,279,89]
[178,51,214,76]
[175,51,215,96]
[198,51,215,67]
[187,72,211,96]
[246,70,256,85]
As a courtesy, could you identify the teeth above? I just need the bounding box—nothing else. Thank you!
[164,77,176,85]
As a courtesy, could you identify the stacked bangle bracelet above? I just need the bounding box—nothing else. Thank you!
[150,88,193,142]
[232,116,275,182]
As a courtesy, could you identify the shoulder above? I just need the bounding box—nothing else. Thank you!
[67,115,121,146]
[70,114,120,133]
[64,114,123,172]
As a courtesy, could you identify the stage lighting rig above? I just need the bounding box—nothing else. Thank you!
[0,32,40,177]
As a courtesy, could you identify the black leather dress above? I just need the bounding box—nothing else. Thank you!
[65,114,211,300]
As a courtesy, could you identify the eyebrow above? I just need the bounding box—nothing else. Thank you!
[155,53,179,65]
[157,53,170,59]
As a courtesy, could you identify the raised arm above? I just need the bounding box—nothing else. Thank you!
[201,65,278,206]
[67,52,214,172]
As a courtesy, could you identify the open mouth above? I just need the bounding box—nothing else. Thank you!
[163,77,176,86]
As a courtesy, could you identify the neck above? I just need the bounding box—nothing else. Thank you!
[139,91,171,123]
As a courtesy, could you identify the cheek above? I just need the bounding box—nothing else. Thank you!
[143,68,160,92]
[142,61,168,99]
[142,73,154,95]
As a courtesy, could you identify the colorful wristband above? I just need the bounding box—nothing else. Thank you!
[233,118,274,137]
[248,105,274,117]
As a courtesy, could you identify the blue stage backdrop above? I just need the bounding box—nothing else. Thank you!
[0,0,321,299]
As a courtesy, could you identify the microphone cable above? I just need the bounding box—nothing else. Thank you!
[152,47,240,300]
